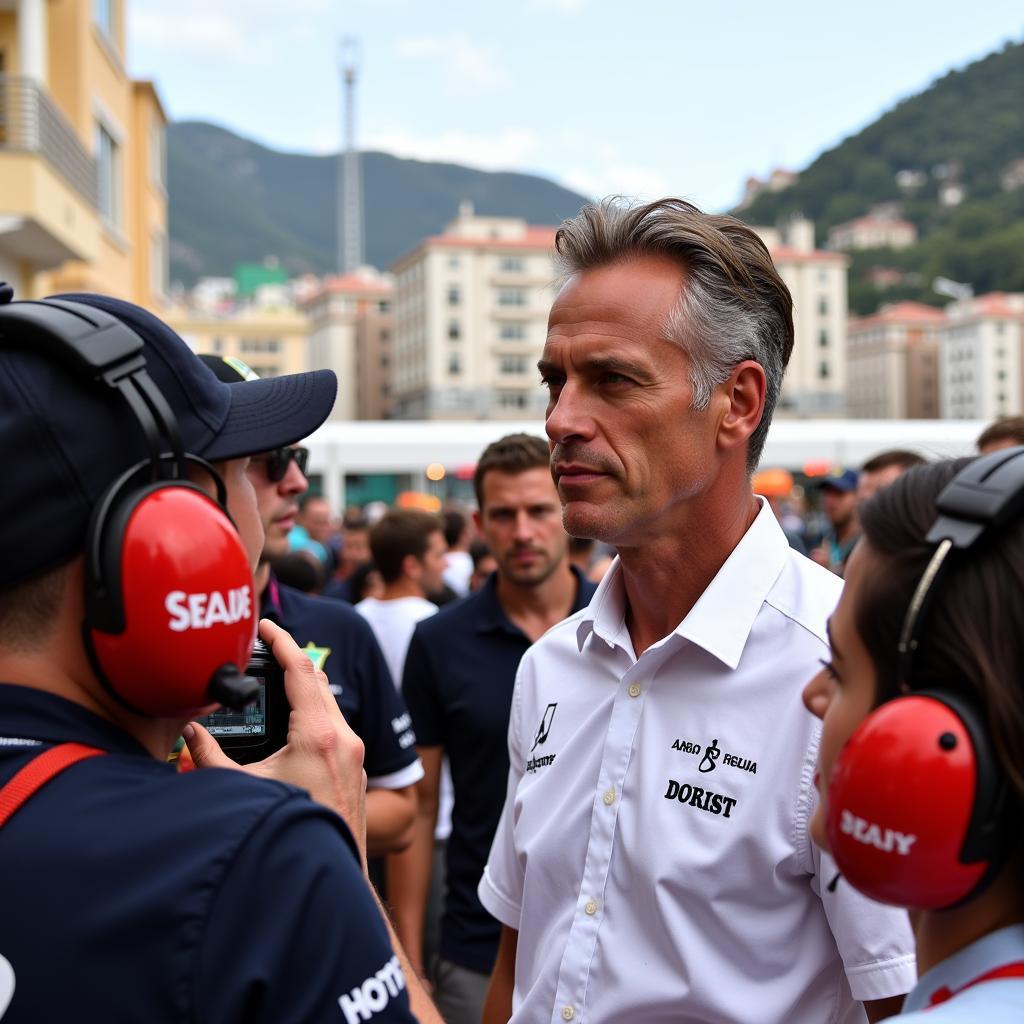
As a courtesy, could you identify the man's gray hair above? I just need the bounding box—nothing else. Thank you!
[553,197,794,471]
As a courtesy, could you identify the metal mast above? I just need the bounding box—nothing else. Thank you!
[337,37,363,273]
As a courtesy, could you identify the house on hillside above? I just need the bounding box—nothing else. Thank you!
[827,207,918,252]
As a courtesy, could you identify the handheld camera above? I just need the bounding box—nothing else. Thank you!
[195,639,290,764]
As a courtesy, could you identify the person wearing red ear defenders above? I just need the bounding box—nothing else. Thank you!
[804,449,1024,1021]
[0,287,440,1023]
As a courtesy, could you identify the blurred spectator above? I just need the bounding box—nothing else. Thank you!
[809,468,860,576]
[269,550,326,594]
[857,449,926,504]
[288,493,337,572]
[977,415,1024,454]
[323,518,373,603]
[441,508,474,598]
[357,510,448,687]
[468,540,497,592]
[347,561,385,604]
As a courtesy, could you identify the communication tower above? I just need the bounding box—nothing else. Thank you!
[338,38,363,273]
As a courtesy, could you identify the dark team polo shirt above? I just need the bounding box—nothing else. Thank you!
[401,567,596,974]
[0,684,415,1023]
[262,576,419,785]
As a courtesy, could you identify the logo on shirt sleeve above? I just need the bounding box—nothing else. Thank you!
[531,702,558,751]
[525,702,559,773]
[338,954,406,1023]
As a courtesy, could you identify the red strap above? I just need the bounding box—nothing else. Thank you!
[928,960,1024,1007]
[0,743,106,828]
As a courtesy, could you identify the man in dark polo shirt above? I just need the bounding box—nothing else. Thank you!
[201,355,421,855]
[390,434,596,1024]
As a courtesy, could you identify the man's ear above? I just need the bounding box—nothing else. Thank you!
[402,552,422,583]
[717,360,766,455]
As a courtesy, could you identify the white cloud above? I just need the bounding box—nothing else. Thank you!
[562,162,672,201]
[529,0,588,10]
[395,33,507,89]
[363,127,542,172]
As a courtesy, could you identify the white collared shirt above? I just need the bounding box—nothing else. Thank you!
[479,500,916,1024]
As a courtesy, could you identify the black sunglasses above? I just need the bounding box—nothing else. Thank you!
[252,445,309,482]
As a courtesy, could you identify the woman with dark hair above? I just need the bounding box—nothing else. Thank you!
[803,453,1024,1020]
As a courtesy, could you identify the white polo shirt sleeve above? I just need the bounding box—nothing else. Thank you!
[478,659,529,930]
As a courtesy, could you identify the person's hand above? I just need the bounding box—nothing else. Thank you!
[183,618,368,864]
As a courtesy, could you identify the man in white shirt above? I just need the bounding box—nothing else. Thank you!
[479,198,916,1024]
[356,509,448,687]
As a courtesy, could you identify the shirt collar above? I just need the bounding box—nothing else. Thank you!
[476,564,592,636]
[0,682,152,757]
[904,924,1024,1012]
[576,499,790,669]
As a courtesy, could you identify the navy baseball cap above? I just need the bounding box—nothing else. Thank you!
[818,467,859,493]
[0,291,337,586]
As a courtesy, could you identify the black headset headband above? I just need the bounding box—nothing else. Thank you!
[898,446,1024,686]
[0,298,186,480]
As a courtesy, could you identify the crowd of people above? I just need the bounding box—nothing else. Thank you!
[1,198,1022,1024]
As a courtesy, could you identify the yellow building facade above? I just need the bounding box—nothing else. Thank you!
[167,305,312,382]
[0,0,167,307]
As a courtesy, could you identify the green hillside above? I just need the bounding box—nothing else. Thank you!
[168,122,590,286]
[737,40,1024,314]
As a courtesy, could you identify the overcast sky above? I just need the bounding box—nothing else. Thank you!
[128,0,1023,212]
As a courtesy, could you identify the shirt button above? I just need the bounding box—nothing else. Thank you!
[628,683,641,698]
[562,1007,575,1021]
[603,789,616,805]
[585,900,599,916]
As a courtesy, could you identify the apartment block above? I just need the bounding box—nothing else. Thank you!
[0,0,168,306]
[302,268,395,421]
[847,302,944,418]
[391,202,558,420]
[939,292,1024,420]
[754,218,850,416]
[167,293,310,382]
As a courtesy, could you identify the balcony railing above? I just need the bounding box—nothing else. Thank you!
[0,75,98,208]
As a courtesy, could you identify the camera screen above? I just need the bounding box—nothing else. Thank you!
[199,684,266,737]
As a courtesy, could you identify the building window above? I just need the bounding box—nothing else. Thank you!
[150,230,168,298]
[448,257,461,270]
[93,0,117,41]
[500,355,527,375]
[448,320,461,340]
[380,329,391,343]
[378,300,391,314]
[210,337,224,354]
[819,361,830,380]
[380,354,390,368]
[240,338,282,354]
[95,122,121,228]
[499,256,525,273]
[818,330,828,348]
[818,297,828,316]
[499,322,526,340]
[256,364,281,378]
[497,288,527,307]
[151,123,167,190]
[447,286,460,306]
[498,391,528,409]
[448,353,461,376]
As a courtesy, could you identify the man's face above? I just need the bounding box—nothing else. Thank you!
[246,448,308,562]
[821,486,858,530]
[300,497,334,544]
[541,256,720,547]
[342,528,371,571]
[474,467,568,588]
[856,464,904,505]
[415,529,449,595]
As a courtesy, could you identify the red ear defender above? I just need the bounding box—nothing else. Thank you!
[826,694,992,910]
[86,484,257,718]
